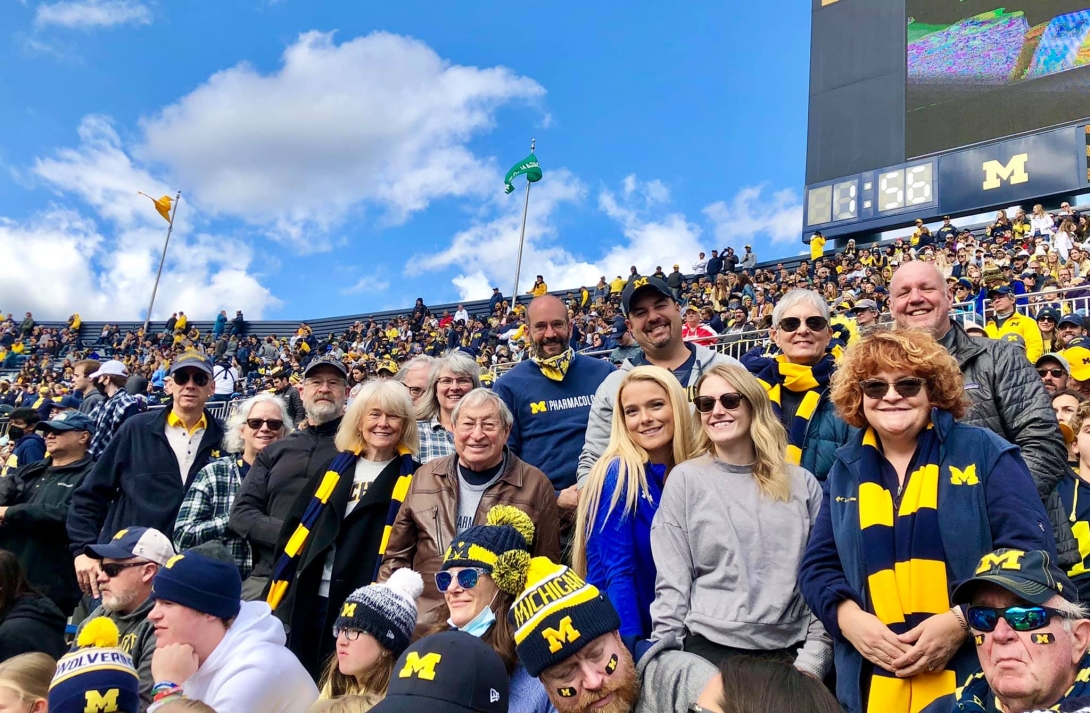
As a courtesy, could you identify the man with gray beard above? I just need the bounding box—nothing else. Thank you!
[229,356,349,600]
[77,526,175,712]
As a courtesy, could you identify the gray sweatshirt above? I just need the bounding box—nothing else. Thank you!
[76,597,157,712]
[649,455,832,678]
[635,635,717,713]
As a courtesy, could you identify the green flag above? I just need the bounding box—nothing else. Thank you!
[504,152,543,194]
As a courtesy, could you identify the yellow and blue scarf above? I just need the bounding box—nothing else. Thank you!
[266,447,416,610]
[859,425,955,712]
[753,348,839,465]
[532,347,574,382]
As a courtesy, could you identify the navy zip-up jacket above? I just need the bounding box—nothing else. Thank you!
[67,407,224,552]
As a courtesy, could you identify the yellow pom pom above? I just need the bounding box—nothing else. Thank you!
[77,617,120,649]
[485,505,535,546]
[492,550,532,595]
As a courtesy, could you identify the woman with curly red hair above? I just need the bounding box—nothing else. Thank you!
[798,328,1057,713]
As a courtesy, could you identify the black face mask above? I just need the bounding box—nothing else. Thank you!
[7,426,24,441]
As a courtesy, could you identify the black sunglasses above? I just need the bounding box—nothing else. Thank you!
[173,370,210,387]
[693,393,745,413]
[777,316,828,333]
[435,568,486,592]
[1037,368,1065,379]
[860,377,927,400]
[246,418,285,431]
[967,605,1069,632]
[101,562,145,578]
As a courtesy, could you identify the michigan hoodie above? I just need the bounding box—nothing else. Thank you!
[171,601,318,713]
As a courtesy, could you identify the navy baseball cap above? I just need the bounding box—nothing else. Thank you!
[621,276,676,316]
[169,351,214,376]
[37,411,95,434]
[1059,314,1085,329]
[85,527,175,565]
[953,549,1076,605]
[988,285,1014,298]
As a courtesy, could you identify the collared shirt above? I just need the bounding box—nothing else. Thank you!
[88,389,146,460]
[173,456,253,578]
[416,416,455,464]
[164,411,208,480]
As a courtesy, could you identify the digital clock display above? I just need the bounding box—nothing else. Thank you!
[877,162,934,212]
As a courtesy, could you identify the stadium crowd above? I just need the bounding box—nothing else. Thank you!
[6,202,1090,712]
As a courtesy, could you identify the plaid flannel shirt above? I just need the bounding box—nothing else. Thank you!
[172,456,253,578]
[88,389,145,460]
[417,416,455,464]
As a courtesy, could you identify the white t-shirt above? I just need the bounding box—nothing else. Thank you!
[319,457,393,598]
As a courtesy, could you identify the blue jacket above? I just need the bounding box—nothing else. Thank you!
[799,409,1056,713]
[67,407,225,552]
[11,433,46,472]
[584,460,664,639]
[213,314,227,337]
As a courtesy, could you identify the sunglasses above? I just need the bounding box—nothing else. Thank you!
[435,568,487,592]
[101,562,145,578]
[1037,368,1065,379]
[693,393,745,413]
[860,377,927,400]
[246,418,285,431]
[777,316,828,333]
[967,605,1069,632]
[173,370,210,387]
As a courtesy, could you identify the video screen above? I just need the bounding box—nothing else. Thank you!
[906,0,1090,158]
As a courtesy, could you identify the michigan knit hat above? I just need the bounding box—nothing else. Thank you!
[442,506,534,579]
[334,569,424,657]
[498,557,621,677]
[50,618,140,713]
[151,550,242,620]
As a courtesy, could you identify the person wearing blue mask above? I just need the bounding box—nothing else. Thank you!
[432,505,556,713]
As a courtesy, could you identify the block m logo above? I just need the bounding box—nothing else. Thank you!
[530,401,547,415]
[982,154,1029,190]
[399,652,442,681]
[84,689,120,712]
[542,616,582,653]
[950,464,979,486]
[975,550,1026,575]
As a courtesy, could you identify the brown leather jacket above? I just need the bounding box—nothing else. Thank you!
[378,450,561,638]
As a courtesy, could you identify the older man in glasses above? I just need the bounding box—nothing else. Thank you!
[922,549,1090,713]
[68,351,224,600]
[77,526,176,712]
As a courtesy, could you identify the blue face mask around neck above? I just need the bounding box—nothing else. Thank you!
[450,592,497,638]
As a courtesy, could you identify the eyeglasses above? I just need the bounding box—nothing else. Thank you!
[860,377,927,400]
[437,377,475,388]
[777,316,828,333]
[246,418,285,431]
[305,377,345,389]
[173,370,209,387]
[1037,368,1065,379]
[407,386,425,397]
[693,393,745,413]
[967,605,1069,632]
[101,562,145,578]
[435,568,487,592]
[456,420,502,434]
[332,627,367,641]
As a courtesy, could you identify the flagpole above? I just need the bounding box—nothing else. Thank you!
[142,190,182,336]
[511,138,535,307]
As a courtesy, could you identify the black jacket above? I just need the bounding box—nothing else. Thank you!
[229,417,342,578]
[276,385,306,426]
[0,595,68,663]
[67,408,225,553]
[722,253,739,273]
[705,256,723,276]
[0,455,94,614]
[272,454,418,677]
[941,320,1079,566]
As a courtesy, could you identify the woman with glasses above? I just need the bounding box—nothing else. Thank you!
[318,568,423,700]
[650,364,830,678]
[799,329,1056,713]
[741,289,854,481]
[267,380,420,678]
[435,505,554,713]
[414,352,481,463]
[574,366,695,639]
[174,393,292,578]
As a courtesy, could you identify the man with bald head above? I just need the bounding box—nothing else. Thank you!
[494,294,614,515]
[890,261,1079,567]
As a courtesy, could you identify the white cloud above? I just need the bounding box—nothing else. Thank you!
[35,0,151,29]
[703,184,803,249]
[137,30,545,250]
[340,273,391,296]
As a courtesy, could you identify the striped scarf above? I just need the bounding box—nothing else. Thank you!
[954,653,1090,711]
[266,447,416,611]
[753,348,839,465]
[859,424,955,713]
[532,347,574,382]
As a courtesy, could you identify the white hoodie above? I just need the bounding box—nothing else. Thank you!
[179,601,318,713]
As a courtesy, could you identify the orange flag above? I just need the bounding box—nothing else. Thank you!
[138,192,173,223]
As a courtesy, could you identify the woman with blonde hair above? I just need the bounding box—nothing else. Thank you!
[575,365,696,638]
[650,363,830,677]
[0,652,54,713]
[268,380,420,678]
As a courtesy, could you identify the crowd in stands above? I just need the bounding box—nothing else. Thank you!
[9,200,1090,713]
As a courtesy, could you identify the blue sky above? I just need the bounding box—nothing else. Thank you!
[0,0,811,320]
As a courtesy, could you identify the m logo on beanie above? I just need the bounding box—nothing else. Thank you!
[341,603,357,617]
[542,616,581,654]
[399,652,442,681]
[83,689,119,712]
[165,554,185,569]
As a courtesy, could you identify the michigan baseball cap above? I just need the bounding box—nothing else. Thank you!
[1064,337,1090,381]
[371,631,509,713]
[953,549,1076,605]
[85,527,175,565]
[169,351,214,376]
[37,411,95,434]
[620,276,676,316]
[1059,314,1085,329]
[988,285,1014,298]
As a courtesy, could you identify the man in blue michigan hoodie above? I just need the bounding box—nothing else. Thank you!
[2,408,46,476]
